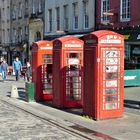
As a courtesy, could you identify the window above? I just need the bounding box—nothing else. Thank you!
[73,2,78,29]
[38,0,42,13]
[25,0,28,17]
[32,0,36,14]
[35,31,41,41]
[56,7,60,31]
[63,5,69,30]
[18,28,22,42]
[101,0,110,23]
[2,29,5,43]
[7,6,10,21]
[25,26,28,35]
[7,29,10,43]
[25,0,28,9]
[48,9,52,32]
[12,5,16,20]
[13,29,17,43]
[120,0,130,21]
[18,2,22,18]
[83,0,89,29]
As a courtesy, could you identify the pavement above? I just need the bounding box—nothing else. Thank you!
[0,76,140,140]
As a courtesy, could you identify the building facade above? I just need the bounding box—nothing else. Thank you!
[29,0,44,51]
[0,0,11,63]
[96,0,140,70]
[11,0,29,64]
[44,0,95,39]
[9,0,44,65]
[96,0,140,86]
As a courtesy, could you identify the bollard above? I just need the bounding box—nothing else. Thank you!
[11,85,19,98]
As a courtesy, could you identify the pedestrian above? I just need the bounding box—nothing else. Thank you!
[26,61,31,82]
[12,56,22,81]
[1,59,8,82]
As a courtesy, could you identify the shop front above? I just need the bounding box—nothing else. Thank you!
[120,29,140,86]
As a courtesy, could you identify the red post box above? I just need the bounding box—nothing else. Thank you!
[53,36,84,108]
[32,40,53,101]
[83,30,124,120]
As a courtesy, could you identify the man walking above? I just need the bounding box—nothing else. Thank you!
[1,59,8,81]
[12,56,22,81]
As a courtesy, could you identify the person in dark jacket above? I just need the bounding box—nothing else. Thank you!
[1,60,8,81]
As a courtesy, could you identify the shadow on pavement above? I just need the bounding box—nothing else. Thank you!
[124,99,140,109]
[39,101,83,116]
[7,89,26,102]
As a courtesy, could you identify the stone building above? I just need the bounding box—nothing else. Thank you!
[28,0,44,54]
[10,0,45,64]
[44,0,95,39]
[0,0,11,63]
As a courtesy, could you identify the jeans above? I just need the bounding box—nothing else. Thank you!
[15,70,20,81]
[2,71,7,81]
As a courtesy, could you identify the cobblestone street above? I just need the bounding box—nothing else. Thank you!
[0,76,140,140]
[0,76,85,140]
[0,100,82,140]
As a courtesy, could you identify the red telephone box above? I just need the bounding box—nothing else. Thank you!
[83,30,124,120]
[32,40,53,101]
[53,36,84,108]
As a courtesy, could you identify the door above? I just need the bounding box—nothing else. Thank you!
[64,51,83,106]
[41,54,53,99]
[100,48,124,118]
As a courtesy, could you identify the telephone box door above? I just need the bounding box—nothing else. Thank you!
[64,51,83,107]
[41,54,53,100]
[99,47,124,119]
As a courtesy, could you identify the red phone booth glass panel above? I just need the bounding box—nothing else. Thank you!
[32,40,53,101]
[53,36,83,108]
[83,30,124,120]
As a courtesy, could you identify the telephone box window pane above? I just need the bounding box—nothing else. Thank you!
[43,83,52,93]
[105,66,120,72]
[106,95,118,102]
[105,50,120,57]
[43,54,52,58]
[106,88,117,94]
[43,59,52,63]
[105,66,118,72]
[66,89,81,100]
[106,73,119,79]
[106,80,117,87]
[105,103,117,110]
[69,53,79,58]
[68,59,80,65]
[106,58,119,65]
[41,64,52,94]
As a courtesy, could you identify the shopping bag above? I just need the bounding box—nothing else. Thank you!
[13,71,15,75]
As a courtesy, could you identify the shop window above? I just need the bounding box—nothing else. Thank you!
[125,45,140,70]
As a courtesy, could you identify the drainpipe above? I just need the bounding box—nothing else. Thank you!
[94,0,97,31]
